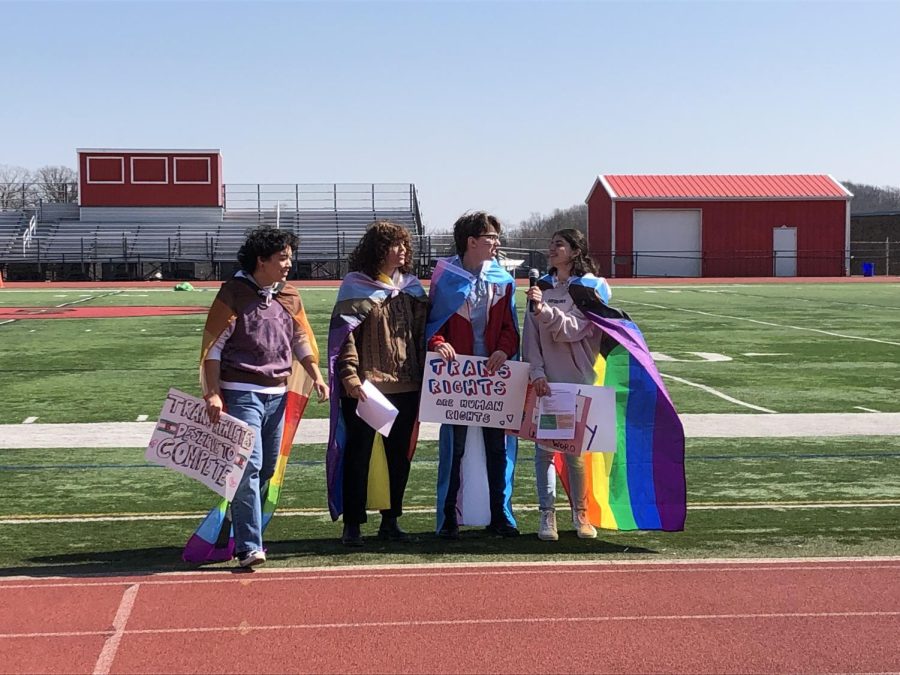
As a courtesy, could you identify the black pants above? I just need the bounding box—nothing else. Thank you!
[340,391,419,526]
[442,425,510,528]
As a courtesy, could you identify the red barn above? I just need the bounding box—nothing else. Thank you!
[77,148,222,208]
[586,175,852,277]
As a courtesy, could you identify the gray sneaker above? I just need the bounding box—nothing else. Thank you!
[538,509,559,541]
[573,510,597,539]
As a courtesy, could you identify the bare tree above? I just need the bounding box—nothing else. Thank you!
[34,165,78,204]
[0,165,35,209]
[843,181,900,214]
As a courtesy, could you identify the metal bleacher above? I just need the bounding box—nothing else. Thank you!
[11,183,424,280]
[0,210,27,258]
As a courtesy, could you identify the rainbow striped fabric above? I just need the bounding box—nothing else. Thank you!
[325,271,426,521]
[182,278,319,563]
[553,276,686,531]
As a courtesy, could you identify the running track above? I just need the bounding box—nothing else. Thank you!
[2,558,898,674]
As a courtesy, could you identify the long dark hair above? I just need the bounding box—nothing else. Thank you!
[549,228,597,278]
[348,221,413,279]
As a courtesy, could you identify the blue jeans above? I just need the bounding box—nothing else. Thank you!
[535,446,588,513]
[222,389,286,554]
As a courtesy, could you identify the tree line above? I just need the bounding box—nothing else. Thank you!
[0,165,78,209]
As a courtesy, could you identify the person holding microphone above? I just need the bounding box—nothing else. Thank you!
[522,228,611,541]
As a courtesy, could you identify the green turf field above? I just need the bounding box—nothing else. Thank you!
[1,281,898,573]
[1,282,898,423]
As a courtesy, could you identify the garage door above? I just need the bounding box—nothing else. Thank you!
[632,210,701,277]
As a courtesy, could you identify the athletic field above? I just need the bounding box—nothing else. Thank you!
[1,279,898,575]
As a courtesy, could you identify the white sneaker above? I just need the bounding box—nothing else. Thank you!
[238,549,266,568]
[574,510,597,539]
[538,509,558,541]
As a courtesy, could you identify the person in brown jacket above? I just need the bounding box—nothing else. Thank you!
[326,222,428,546]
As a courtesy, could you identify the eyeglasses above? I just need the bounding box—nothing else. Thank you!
[477,234,501,243]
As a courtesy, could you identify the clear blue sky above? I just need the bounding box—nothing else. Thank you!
[4,0,899,231]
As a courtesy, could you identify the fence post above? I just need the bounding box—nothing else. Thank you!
[887,238,891,276]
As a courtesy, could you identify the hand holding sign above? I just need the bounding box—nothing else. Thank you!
[418,351,530,429]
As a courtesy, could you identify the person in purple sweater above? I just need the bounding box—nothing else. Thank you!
[203,227,328,567]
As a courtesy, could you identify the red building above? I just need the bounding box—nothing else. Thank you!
[585,175,852,277]
[77,148,222,207]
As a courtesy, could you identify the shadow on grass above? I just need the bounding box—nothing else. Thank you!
[3,532,657,579]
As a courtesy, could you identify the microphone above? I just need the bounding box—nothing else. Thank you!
[528,268,540,313]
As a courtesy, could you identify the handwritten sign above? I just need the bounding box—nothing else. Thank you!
[515,383,617,454]
[418,352,530,429]
[145,388,255,501]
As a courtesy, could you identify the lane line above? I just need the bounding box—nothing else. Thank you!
[3,560,899,590]
[3,500,899,525]
[659,373,777,413]
[3,610,898,639]
[620,299,900,347]
[91,583,139,675]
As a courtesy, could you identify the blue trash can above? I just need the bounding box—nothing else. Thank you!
[862,262,875,277]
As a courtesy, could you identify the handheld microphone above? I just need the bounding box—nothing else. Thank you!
[528,268,540,313]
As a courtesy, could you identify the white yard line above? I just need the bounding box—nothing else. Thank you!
[92,583,139,675]
[3,412,900,449]
[135,415,148,422]
[660,374,777,413]
[3,501,899,526]
[22,417,38,424]
[620,299,900,347]
[854,406,882,413]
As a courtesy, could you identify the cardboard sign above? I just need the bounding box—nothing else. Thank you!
[515,383,617,454]
[145,388,255,501]
[418,352,530,429]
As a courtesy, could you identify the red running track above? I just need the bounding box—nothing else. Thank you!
[1,558,898,674]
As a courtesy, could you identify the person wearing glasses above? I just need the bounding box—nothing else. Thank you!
[426,212,521,539]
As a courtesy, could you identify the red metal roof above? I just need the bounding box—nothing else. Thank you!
[600,174,850,200]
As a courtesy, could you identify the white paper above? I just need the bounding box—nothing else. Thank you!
[536,386,578,440]
[355,380,399,437]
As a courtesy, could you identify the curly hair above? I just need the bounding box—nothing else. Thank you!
[549,228,598,278]
[452,211,502,257]
[237,227,299,273]
[347,221,414,278]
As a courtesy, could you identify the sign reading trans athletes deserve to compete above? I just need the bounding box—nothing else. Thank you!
[145,388,255,501]
[419,352,530,429]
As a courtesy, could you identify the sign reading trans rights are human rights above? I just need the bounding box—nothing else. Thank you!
[418,352,530,429]
[145,388,255,501]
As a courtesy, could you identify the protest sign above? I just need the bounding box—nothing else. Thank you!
[418,352,530,429]
[515,383,617,454]
[145,388,255,501]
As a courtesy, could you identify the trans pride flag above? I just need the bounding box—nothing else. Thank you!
[325,271,426,521]
[553,276,686,531]
[182,277,320,563]
[428,257,520,531]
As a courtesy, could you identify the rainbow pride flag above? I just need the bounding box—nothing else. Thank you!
[554,277,686,531]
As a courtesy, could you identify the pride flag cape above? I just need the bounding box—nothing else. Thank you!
[427,257,520,531]
[547,275,686,531]
[325,271,426,521]
[183,276,320,563]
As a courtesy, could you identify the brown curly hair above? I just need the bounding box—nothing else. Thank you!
[348,221,414,278]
